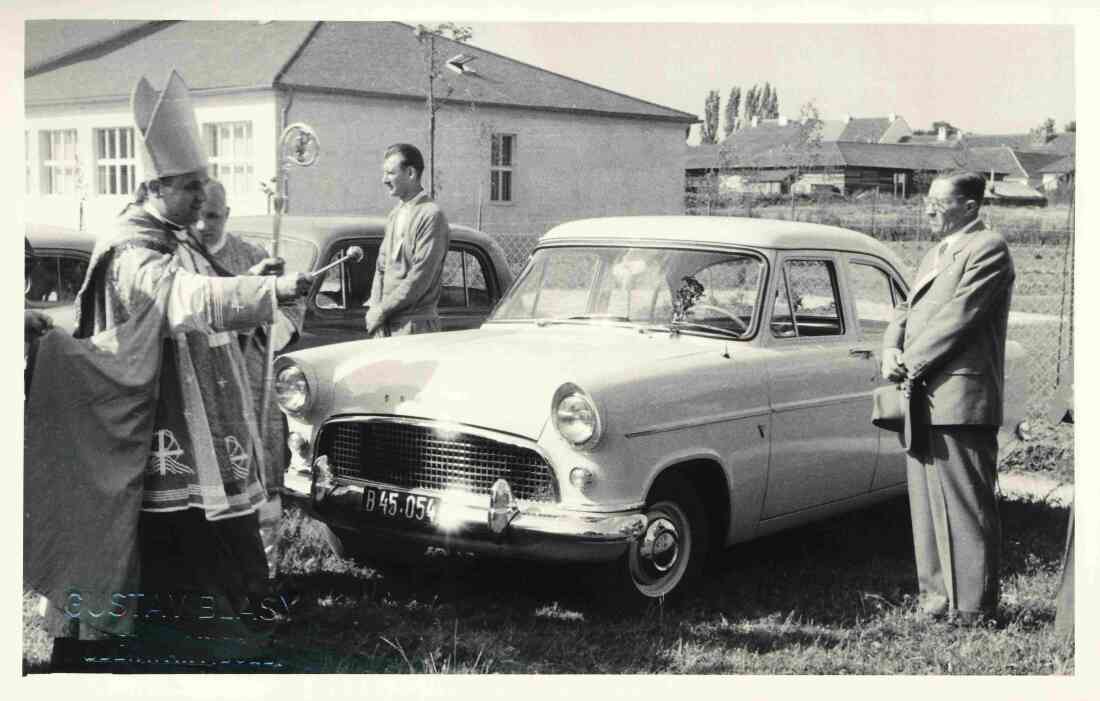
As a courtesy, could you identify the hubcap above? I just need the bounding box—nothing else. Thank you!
[639,516,680,572]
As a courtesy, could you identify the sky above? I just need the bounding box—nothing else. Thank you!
[463,23,1075,137]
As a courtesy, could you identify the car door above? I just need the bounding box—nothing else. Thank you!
[845,256,910,491]
[438,244,502,331]
[297,237,382,350]
[761,253,880,519]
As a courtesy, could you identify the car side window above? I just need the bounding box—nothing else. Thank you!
[439,248,493,310]
[849,262,897,338]
[314,242,380,311]
[26,254,88,304]
[771,259,843,338]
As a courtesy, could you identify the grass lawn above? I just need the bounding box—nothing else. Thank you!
[25,438,1074,674]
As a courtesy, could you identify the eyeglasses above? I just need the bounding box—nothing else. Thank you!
[925,197,961,213]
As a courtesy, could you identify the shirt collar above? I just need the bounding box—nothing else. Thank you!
[941,217,982,249]
[399,190,428,208]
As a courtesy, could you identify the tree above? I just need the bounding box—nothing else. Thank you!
[1030,117,1056,145]
[766,85,779,118]
[743,85,757,127]
[414,22,474,197]
[786,99,824,216]
[1064,121,1076,133]
[723,86,741,139]
[701,90,721,144]
[760,84,772,120]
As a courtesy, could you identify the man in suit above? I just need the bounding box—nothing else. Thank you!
[365,143,450,338]
[882,171,1015,625]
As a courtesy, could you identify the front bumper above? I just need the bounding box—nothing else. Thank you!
[284,474,647,563]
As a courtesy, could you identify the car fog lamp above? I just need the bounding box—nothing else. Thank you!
[569,467,595,493]
[1015,420,1034,441]
[312,455,334,502]
[552,384,603,449]
[275,365,311,416]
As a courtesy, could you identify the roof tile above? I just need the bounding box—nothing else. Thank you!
[26,20,695,123]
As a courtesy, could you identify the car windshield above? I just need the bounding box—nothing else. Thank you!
[239,234,319,274]
[490,246,765,338]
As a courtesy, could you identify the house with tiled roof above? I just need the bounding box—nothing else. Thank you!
[25,20,696,233]
[686,119,964,197]
[686,111,1071,201]
[818,114,913,144]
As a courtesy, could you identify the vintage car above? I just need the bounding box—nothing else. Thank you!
[24,217,513,344]
[232,216,514,348]
[24,223,96,333]
[282,217,1027,598]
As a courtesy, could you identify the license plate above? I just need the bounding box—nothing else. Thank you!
[362,486,439,525]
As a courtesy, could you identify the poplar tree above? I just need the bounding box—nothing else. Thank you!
[723,86,742,138]
[701,90,721,144]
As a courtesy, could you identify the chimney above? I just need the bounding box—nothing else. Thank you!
[751,116,759,128]
[938,125,947,141]
[889,112,897,123]
[843,114,852,124]
[778,115,788,126]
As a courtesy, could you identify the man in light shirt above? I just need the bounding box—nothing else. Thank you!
[365,143,450,337]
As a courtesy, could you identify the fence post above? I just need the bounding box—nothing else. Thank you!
[871,187,877,237]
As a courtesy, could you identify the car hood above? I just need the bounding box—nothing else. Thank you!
[301,323,717,440]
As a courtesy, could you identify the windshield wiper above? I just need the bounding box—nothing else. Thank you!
[532,315,634,327]
[668,319,743,339]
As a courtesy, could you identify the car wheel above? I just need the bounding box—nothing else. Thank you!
[625,475,709,600]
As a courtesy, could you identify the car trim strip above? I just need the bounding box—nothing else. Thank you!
[770,391,872,413]
[625,407,771,438]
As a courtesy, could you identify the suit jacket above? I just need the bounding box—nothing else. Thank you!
[883,220,1015,426]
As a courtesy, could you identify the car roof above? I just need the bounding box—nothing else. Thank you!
[230,215,495,248]
[25,222,98,252]
[541,216,908,275]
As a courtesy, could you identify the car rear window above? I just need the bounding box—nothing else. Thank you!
[239,234,318,274]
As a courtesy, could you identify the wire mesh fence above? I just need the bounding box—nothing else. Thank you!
[487,200,1074,419]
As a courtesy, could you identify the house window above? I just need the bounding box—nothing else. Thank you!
[95,127,137,195]
[490,133,515,203]
[203,121,254,196]
[40,129,79,195]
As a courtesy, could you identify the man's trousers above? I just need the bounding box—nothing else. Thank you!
[906,426,1001,616]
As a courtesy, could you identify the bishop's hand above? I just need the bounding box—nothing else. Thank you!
[248,257,286,277]
[275,273,311,301]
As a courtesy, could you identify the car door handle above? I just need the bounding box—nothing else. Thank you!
[849,348,874,359]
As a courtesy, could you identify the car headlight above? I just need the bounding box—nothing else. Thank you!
[552,383,603,450]
[275,364,311,417]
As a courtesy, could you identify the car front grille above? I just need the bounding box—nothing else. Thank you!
[318,420,558,502]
